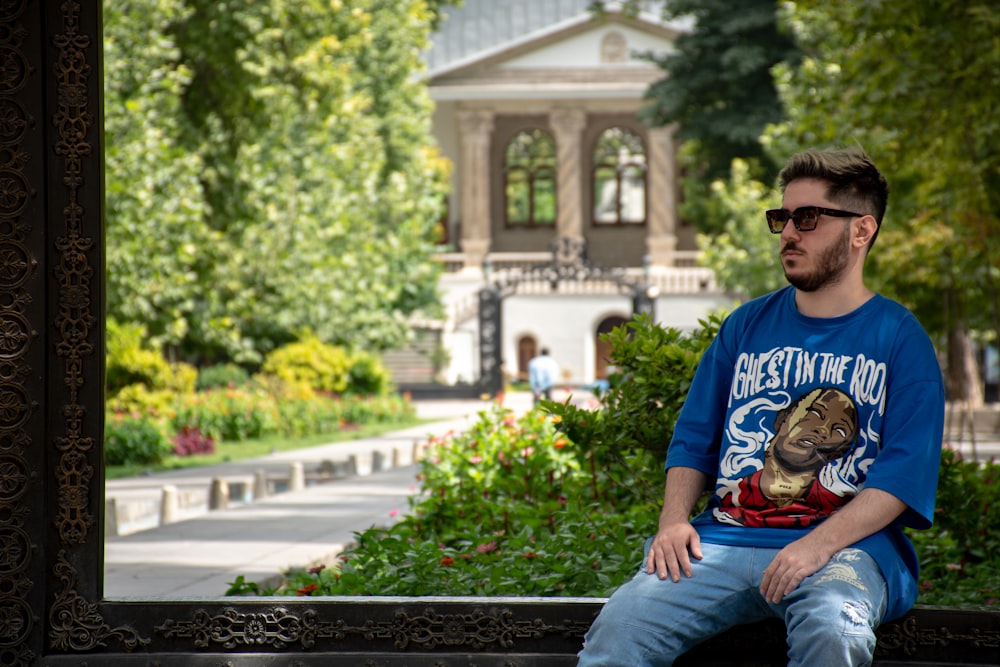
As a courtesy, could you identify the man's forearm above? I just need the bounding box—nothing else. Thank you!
[799,487,906,559]
[659,466,711,527]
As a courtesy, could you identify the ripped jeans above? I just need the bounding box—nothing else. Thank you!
[577,541,888,667]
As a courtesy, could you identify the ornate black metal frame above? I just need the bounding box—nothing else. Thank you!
[2,2,998,665]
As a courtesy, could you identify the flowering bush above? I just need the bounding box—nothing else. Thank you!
[243,405,659,598]
[172,426,216,457]
[171,386,280,442]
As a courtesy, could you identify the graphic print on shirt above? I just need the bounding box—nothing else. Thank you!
[712,345,887,528]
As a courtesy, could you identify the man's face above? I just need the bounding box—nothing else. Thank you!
[779,179,853,292]
[772,388,858,473]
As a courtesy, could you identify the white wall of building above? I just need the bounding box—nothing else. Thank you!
[503,294,632,384]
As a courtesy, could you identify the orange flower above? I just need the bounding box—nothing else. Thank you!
[296,583,320,596]
[439,556,455,567]
[554,439,568,449]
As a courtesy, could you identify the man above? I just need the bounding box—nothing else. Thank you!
[577,148,944,667]
[528,347,559,404]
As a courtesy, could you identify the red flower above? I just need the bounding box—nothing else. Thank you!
[308,564,326,575]
[439,556,455,567]
[296,583,320,596]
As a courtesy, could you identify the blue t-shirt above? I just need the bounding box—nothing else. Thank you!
[666,287,944,620]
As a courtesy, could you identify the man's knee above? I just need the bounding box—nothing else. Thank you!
[783,549,886,666]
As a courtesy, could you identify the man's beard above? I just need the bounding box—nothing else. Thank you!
[782,224,851,292]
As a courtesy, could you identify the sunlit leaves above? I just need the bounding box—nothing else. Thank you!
[104,0,450,363]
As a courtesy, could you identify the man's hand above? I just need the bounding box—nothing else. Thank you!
[646,522,703,582]
[759,538,832,603]
[759,488,907,603]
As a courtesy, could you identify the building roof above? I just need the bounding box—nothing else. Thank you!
[425,0,687,78]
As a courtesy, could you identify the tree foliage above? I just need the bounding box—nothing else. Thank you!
[696,159,784,299]
[104,0,452,364]
[626,0,998,397]
[640,0,800,184]
[770,0,1000,398]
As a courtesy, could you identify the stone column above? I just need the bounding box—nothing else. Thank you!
[458,110,495,270]
[646,124,680,267]
[549,109,588,241]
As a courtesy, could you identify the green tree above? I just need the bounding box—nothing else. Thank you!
[639,0,800,186]
[696,159,784,299]
[104,1,452,364]
[772,0,1000,403]
[103,0,214,352]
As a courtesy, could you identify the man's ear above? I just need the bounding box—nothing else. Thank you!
[854,215,878,248]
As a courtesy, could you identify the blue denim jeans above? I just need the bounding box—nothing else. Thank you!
[577,540,888,667]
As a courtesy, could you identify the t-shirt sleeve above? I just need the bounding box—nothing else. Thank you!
[860,319,944,530]
[665,317,739,475]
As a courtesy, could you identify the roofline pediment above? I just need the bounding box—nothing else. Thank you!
[427,9,684,84]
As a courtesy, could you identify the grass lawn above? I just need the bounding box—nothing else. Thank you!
[105,417,427,480]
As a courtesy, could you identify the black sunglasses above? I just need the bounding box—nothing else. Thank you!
[765,206,863,234]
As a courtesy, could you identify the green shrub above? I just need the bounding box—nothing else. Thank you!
[106,319,174,395]
[261,334,351,393]
[106,383,177,418]
[196,363,251,391]
[346,350,393,395]
[908,447,1000,607]
[544,312,721,507]
[104,414,172,466]
[167,361,198,394]
[339,392,415,425]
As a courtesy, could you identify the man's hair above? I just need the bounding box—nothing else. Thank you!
[778,148,889,247]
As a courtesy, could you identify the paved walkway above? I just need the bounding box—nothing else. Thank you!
[103,392,540,598]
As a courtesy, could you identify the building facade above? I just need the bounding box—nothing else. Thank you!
[390,0,735,390]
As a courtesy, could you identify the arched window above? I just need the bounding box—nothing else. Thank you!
[504,129,557,227]
[592,126,647,225]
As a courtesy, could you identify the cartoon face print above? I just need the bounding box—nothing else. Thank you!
[771,387,858,474]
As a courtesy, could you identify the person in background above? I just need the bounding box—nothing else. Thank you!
[528,347,559,404]
[577,147,944,667]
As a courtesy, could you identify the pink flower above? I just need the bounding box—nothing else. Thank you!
[469,456,483,465]
[477,540,498,554]
[388,508,400,518]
